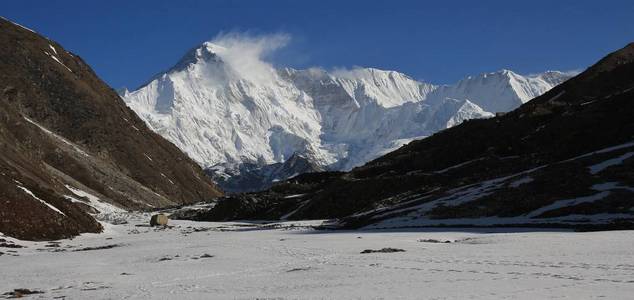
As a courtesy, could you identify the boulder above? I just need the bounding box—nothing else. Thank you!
[150,214,169,226]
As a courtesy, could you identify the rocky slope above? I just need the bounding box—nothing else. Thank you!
[124,41,572,192]
[0,18,222,240]
[172,43,634,230]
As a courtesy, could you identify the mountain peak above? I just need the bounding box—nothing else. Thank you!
[200,41,227,55]
[497,68,515,75]
[124,41,572,192]
[170,41,226,73]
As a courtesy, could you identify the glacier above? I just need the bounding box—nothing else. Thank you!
[123,38,574,191]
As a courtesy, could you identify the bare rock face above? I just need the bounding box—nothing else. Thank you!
[0,18,222,240]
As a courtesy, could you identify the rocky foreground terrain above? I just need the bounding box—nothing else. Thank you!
[172,43,634,230]
[0,18,222,240]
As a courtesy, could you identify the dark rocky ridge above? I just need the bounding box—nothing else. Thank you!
[173,43,634,229]
[0,18,222,240]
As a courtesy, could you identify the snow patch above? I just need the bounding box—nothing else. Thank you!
[43,51,73,73]
[48,44,58,55]
[65,185,127,224]
[592,182,634,192]
[588,152,634,174]
[526,192,610,218]
[509,176,534,188]
[15,184,65,216]
[24,117,89,156]
[565,141,634,163]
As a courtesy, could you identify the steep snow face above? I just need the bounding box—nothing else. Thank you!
[328,67,436,108]
[124,40,572,175]
[125,41,330,168]
[279,67,447,169]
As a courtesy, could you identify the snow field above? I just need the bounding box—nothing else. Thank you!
[2,219,633,299]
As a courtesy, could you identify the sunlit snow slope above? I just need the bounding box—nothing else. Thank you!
[123,36,573,190]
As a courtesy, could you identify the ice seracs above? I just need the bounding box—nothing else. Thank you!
[123,38,574,190]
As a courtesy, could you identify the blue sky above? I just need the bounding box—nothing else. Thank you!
[3,0,634,89]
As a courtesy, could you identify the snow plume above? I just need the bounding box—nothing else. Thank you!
[330,66,372,79]
[209,32,291,86]
[527,69,581,77]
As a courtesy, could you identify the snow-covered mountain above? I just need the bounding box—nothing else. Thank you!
[123,40,573,191]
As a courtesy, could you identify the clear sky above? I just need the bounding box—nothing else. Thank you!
[3,0,634,89]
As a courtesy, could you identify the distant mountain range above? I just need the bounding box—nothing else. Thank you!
[123,41,573,192]
[171,42,634,230]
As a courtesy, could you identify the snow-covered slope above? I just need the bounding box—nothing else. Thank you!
[427,70,575,112]
[124,42,329,170]
[123,39,573,190]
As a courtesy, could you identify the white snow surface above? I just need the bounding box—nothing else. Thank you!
[2,218,634,299]
[123,38,573,172]
[64,185,129,225]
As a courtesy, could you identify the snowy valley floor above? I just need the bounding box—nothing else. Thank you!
[2,217,634,299]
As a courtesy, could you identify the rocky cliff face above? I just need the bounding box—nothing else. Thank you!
[173,43,634,230]
[0,18,222,240]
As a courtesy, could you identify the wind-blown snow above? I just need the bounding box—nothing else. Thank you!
[124,34,573,174]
